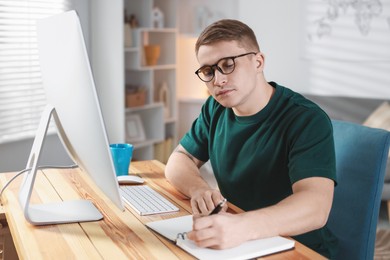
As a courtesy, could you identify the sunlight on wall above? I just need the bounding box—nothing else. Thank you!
[303,0,390,99]
[304,0,390,61]
[308,60,390,98]
[177,36,209,100]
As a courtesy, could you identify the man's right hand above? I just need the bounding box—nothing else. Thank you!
[190,188,226,215]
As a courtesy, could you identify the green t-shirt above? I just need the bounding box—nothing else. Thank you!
[180,82,338,258]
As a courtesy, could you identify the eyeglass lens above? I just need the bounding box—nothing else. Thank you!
[195,52,256,82]
[197,58,235,82]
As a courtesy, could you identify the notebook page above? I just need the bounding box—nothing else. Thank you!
[146,215,295,259]
[146,215,192,241]
[177,236,295,260]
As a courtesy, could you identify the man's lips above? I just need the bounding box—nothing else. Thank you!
[216,89,234,96]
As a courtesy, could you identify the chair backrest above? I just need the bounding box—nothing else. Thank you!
[328,120,390,260]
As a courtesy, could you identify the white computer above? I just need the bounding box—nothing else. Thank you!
[19,10,124,225]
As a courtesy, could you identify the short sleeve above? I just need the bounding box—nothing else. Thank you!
[180,97,215,162]
[288,110,337,184]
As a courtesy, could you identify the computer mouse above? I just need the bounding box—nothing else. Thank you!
[117,175,145,184]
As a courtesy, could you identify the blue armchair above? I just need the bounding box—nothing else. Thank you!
[327,120,390,260]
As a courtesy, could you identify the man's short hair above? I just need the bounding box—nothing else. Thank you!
[195,19,260,55]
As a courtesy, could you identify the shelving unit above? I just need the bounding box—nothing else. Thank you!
[123,0,177,162]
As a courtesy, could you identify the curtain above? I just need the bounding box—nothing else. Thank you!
[0,0,71,144]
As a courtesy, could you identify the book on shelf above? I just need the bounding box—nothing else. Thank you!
[154,137,173,163]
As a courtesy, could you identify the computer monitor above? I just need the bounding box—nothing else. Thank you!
[19,10,124,225]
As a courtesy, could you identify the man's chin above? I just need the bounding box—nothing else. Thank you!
[217,100,234,108]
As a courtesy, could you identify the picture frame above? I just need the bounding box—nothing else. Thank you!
[126,114,146,142]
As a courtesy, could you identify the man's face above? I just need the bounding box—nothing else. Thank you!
[196,41,263,111]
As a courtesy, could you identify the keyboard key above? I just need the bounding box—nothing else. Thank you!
[119,185,179,216]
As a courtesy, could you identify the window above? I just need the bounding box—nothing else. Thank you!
[0,0,71,144]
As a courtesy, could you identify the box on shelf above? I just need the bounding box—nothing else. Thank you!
[126,85,146,107]
[126,91,146,107]
[154,138,173,164]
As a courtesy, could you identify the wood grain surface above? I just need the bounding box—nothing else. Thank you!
[0,160,325,260]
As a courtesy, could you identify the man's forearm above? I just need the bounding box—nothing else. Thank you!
[242,177,334,240]
[165,151,210,197]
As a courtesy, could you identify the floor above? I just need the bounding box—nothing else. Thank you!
[375,202,390,260]
[378,202,390,230]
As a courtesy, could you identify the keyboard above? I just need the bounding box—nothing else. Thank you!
[119,185,179,216]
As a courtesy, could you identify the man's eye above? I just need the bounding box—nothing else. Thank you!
[220,59,234,71]
[202,67,213,76]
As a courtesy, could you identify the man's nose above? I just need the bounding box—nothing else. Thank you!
[213,68,227,86]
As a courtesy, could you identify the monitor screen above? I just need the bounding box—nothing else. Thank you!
[36,10,124,211]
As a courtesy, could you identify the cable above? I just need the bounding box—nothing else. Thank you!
[0,164,78,203]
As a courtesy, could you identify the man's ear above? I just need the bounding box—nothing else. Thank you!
[255,53,265,69]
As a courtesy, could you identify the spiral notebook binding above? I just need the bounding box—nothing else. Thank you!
[176,232,187,242]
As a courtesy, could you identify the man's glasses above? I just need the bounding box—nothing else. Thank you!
[195,52,257,82]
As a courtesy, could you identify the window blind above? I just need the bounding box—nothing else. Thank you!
[0,0,71,144]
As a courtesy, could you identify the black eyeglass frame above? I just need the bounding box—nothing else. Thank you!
[194,52,257,82]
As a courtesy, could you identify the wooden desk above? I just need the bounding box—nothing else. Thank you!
[0,160,325,259]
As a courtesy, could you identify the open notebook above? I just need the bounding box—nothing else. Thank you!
[146,215,295,260]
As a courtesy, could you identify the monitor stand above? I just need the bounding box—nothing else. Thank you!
[18,104,103,225]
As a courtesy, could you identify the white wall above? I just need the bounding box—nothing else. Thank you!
[0,0,126,172]
[0,0,93,172]
[177,0,240,100]
[238,0,390,99]
[177,0,390,139]
[178,0,239,35]
[2,1,389,171]
[0,135,73,172]
[178,0,390,99]
[237,0,309,94]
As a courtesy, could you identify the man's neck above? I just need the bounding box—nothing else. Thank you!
[233,82,275,116]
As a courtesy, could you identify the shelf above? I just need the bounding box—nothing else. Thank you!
[124,0,178,161]
[125,44,176,69]
[130,138,165,149]
[137,27,177,33]
[124,47,139,52]
[125,102,164,113]
[165,117,176,124]
[126,64,176,71]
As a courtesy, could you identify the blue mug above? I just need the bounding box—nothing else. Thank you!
[110,143,133,176]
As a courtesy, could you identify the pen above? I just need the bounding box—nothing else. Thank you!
[209,198,227,215]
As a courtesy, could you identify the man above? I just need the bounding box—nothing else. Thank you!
[165,19,338,258]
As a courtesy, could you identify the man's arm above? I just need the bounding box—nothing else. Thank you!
[166,146,334,249]
[187,177,334,249]
[165,144,224,214]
